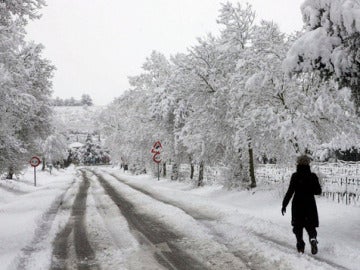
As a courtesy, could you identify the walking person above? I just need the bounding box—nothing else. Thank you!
[281,155,322,254]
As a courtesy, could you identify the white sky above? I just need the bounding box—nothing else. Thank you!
[26,0,304,105]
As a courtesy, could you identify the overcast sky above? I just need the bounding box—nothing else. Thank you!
[26,0,304,105]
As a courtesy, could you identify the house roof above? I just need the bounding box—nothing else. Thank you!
[69,142,84,148]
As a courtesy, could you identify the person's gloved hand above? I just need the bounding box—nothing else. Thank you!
[281,206,286,216]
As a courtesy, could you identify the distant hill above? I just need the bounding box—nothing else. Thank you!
[53,106,105,144]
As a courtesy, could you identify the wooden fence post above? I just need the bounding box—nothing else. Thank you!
[345,177,348,205]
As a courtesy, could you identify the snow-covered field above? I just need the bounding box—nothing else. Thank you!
[53,106,105,144]
[0,165,359,270]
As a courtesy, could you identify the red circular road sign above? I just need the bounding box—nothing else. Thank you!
[30,156,41,167]
[152,153,161,164]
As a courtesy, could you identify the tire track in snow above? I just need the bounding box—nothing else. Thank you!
[107,173,264,270]
[12,179,76,270]
[108,172,351,270]
[108,173,216,221]
[51,171,100,270]
[88,177,136,250]
[91,170,212,270]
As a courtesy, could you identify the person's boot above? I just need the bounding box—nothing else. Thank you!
[310,238,318,255]
[296,240,305,253]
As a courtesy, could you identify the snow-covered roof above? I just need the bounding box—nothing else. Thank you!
[69,142,84,148]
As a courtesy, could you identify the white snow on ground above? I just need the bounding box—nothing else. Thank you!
[0,166,78,270]
[98,167,360,270]
[86,173,167,269]
[0,165,359,270]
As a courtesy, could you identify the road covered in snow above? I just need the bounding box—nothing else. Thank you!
[0,165,359,270]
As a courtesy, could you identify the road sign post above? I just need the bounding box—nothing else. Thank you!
[151,141,162,181]
[34,166,36,187]
[157,162,160,181]
[29,156,41,186]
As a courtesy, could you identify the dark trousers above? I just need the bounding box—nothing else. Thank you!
[293,225,317,243]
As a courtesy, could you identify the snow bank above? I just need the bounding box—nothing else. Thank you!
[0,166,77,270]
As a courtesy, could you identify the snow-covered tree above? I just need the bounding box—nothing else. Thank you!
[170,36,229,185]
[134,51,174,174]
[98,1,360,189]
[128,51,171,91]
[216,1,255,50]
[42,133,68,168]
[283,0,360,109]
[234,18,360,166]
[216,2,257,187]
[0,0,54,178]
[228,21,289,187]
[99,89,155,173]
[81,94,93,106]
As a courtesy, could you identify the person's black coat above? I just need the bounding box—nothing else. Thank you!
[282,165,322,227]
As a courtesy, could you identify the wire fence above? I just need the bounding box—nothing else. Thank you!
[162,162,360,205]
[321,177,360,205]
[256,163,360,206]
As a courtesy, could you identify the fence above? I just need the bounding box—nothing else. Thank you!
[321,177,360,205]
[161,162,360,205]
[176,164,230,185]
[256,163,360,205]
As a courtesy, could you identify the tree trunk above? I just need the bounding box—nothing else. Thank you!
[350,81,360,115]
[163,162,166,177]
[42,157,46,171]
[189,156,194,180]
[198,161,204,187]
[190,163,194,180]
[248,143,256,188]
[6,167,14,179]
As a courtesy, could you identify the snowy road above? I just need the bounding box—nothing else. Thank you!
[104,172,351,270]
[1,166,358,270]
[51,171,99,269]
[84,169,248,269]
[16,168,248,269]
